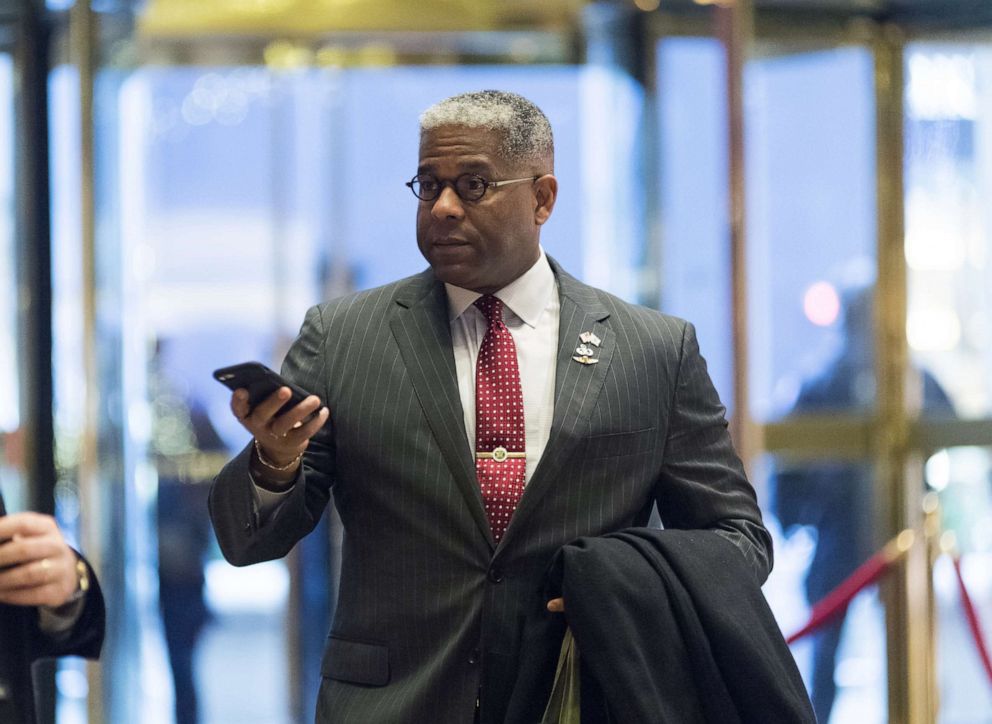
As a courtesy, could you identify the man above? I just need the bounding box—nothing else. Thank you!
[0,494,105,724]
[152,352,224,724]
[210,90,772,723]
[771,286,954,723]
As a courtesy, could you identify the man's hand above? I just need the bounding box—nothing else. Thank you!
[232,387,329,481]
[547,597,565,613]
[0,512,81,608]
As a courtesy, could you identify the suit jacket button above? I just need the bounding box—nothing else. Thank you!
[468,649,480,665]
[487,567,503,583]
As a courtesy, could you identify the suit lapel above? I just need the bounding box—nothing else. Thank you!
[390,273,496,549]
[499,263,614,548]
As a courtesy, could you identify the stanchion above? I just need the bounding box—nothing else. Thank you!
[785,525,992,692]
[786,530,914,645]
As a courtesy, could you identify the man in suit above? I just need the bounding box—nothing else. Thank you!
[0,491,105,724]
[771,286,954,723]
[210,90,772,723]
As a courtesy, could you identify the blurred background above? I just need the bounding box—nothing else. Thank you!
[2,0,992,722]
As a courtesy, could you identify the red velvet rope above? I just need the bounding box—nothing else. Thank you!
[785,546,895,645]
[951,556,992,687]
[785,536,992,691]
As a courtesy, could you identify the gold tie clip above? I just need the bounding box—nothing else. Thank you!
[475,446,526,463]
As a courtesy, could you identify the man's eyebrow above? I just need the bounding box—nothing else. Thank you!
[416,160,496,175]
[459,160,494,173]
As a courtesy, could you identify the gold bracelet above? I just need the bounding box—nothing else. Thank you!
[63,557,90,604]
[253,438,302,472]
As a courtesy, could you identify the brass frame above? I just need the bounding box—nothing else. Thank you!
[873,24,929,723]
[717,0,757,466]
[67,1,106,721]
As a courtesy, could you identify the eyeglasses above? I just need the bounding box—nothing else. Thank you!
[405,173,539,202]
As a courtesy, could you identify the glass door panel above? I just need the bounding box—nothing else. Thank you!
[656,36,734,408]
[929,447,992,721]
[744,45,884,724]
[130,66,307,724]
[905,43,992,722]
[905,44,992,419]
[0,51,22,509]
[745,46,878,423]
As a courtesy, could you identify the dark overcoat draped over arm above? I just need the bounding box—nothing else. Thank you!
[536,529,813,723]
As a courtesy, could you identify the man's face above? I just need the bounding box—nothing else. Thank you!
[415,125,556,294]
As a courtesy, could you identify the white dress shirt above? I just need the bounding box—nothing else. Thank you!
[445,249,559,484]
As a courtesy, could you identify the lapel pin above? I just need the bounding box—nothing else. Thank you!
[572,355,599,365]
[579,331,602,347]
[575,344,595,357]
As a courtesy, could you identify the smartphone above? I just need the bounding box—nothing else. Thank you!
[213,362,318,418]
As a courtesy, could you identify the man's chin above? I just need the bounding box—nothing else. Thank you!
[432,265,477,290]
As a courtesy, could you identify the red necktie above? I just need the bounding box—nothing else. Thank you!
[474,295,526,543]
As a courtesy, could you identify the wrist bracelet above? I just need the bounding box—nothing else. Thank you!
[253,438,302,472]
[65,557,90,604]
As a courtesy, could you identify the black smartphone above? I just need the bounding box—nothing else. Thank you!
[213,362,318,418]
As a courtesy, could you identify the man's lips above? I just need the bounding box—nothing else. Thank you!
[429,238,473,256]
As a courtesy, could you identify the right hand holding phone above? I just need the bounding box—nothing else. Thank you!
[232,386,328,479]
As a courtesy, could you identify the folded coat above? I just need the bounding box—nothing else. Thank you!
[543,529,815,723]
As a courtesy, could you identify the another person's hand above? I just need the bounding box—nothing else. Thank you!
[0,512,82,608]
[231,387,328,480]
[547,597,564,613]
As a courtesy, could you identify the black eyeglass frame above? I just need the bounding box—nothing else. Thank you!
[405,173,540,202]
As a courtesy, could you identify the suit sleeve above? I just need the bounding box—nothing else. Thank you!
[209,304,337,567]
[653,322,773,583]
[31,555,105,661]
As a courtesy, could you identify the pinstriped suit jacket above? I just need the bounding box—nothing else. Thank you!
[209,258,772,724]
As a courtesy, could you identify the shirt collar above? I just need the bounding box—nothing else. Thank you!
[445,248,555,329]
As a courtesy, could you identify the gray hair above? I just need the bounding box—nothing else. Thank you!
[419,90,554,169]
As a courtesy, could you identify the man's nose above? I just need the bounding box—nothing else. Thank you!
[431,185,465,220]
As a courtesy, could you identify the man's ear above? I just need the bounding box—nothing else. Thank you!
[533,175,558,226]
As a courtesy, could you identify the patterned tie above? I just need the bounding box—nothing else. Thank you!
[474,295,526,543]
